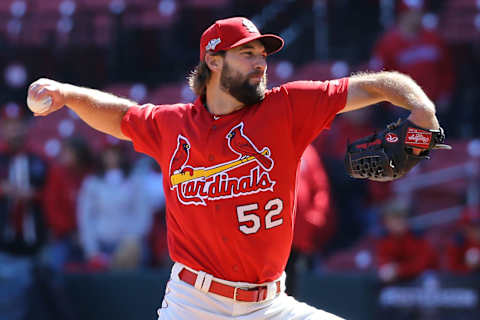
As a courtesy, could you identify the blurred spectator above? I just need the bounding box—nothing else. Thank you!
[42,137,93,271]
[445,206,480,273]
[0,103,48,320]
[76,140,156,271]
[370,0,455,114]
[0,103,47,255]
[376,199,437,283]
[286,144,336,296]
[315,110,376,250]
[132,156,168,267]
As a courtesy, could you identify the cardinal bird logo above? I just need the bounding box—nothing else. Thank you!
[169,135,193,178]
[226,122,273,171]
[168,125,276,206]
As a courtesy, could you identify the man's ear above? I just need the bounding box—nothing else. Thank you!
[205,53,223,72]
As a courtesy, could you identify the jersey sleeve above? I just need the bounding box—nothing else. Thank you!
[121,104,164,160]
[281,78,349,156]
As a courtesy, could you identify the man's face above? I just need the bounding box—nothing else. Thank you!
[220,40,267,106]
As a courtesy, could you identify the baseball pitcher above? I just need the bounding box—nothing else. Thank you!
[27,17,449,320]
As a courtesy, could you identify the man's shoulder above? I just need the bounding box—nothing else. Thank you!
[139,102,194,112]
[132,102,196,119]
[265,81,315,96]
[271,80,331,93]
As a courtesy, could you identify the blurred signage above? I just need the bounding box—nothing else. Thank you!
[379,274,478,309]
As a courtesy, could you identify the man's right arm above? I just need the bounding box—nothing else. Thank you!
[28,78,133,140]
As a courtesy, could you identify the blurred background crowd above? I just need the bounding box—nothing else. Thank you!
[0,0,479,319]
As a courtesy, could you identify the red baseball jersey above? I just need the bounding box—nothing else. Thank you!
[121,79,349,283]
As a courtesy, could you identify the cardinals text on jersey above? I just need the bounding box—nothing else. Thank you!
[168,122,276,206]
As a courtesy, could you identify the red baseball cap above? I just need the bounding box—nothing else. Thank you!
[199,17,284,61]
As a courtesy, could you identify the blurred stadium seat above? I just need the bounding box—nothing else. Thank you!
[440,0,480,44]
[0,0,28,17]
[183,0,231,9]
[80,0,112,13]
[31,0,65,14]
[323,236,377,272]
[266,59,295,88]
[93,14,113,46]
[26,108,112,159]
[149,83,194,105]
[291,60,350,82]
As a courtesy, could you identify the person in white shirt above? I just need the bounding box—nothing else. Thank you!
[76,142,156,270]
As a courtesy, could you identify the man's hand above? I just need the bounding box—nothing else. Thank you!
[407,106,440,131]
[27,78,67,117]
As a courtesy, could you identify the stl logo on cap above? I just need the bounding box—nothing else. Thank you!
[242,18,259,34]
[206,38,221,51]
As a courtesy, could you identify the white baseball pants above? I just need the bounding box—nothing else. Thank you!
[157,262,345,320]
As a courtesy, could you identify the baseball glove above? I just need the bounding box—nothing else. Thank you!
[345,118,451,181]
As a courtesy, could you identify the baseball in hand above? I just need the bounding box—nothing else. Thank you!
[27,94,52,113]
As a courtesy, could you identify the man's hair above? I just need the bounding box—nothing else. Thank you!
[188,51,225,97]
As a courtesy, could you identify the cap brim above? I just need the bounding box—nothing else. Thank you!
[227,34,284,56]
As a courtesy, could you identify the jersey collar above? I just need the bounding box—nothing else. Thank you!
[193,96,251,123]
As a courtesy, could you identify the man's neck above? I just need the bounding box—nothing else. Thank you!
[205,84,245,116]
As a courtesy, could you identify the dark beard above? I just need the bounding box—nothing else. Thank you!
[220,62,266,106]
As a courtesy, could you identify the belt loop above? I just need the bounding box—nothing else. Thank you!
[201,273,213,293]
[266,282,277,300]
[280,273,287,293]
[172,263,183,280]
[195,271,206,290]
[233,287,239,301]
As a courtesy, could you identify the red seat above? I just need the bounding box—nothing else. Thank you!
[79,0,112,12]
[323,237,377,272]
[31,0,64,14]
[183,0,231,9]
[266,59,296,88]
[149,83,194,105]
[103,83,134,99]
[0,0,29,17]
[292,61,350,82]
[123,8,177,29]
[93,14,113,46]
[0,1,18,14]
[439,0,480,43]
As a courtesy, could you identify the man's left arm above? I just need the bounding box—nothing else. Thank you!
[339,71,439,130]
